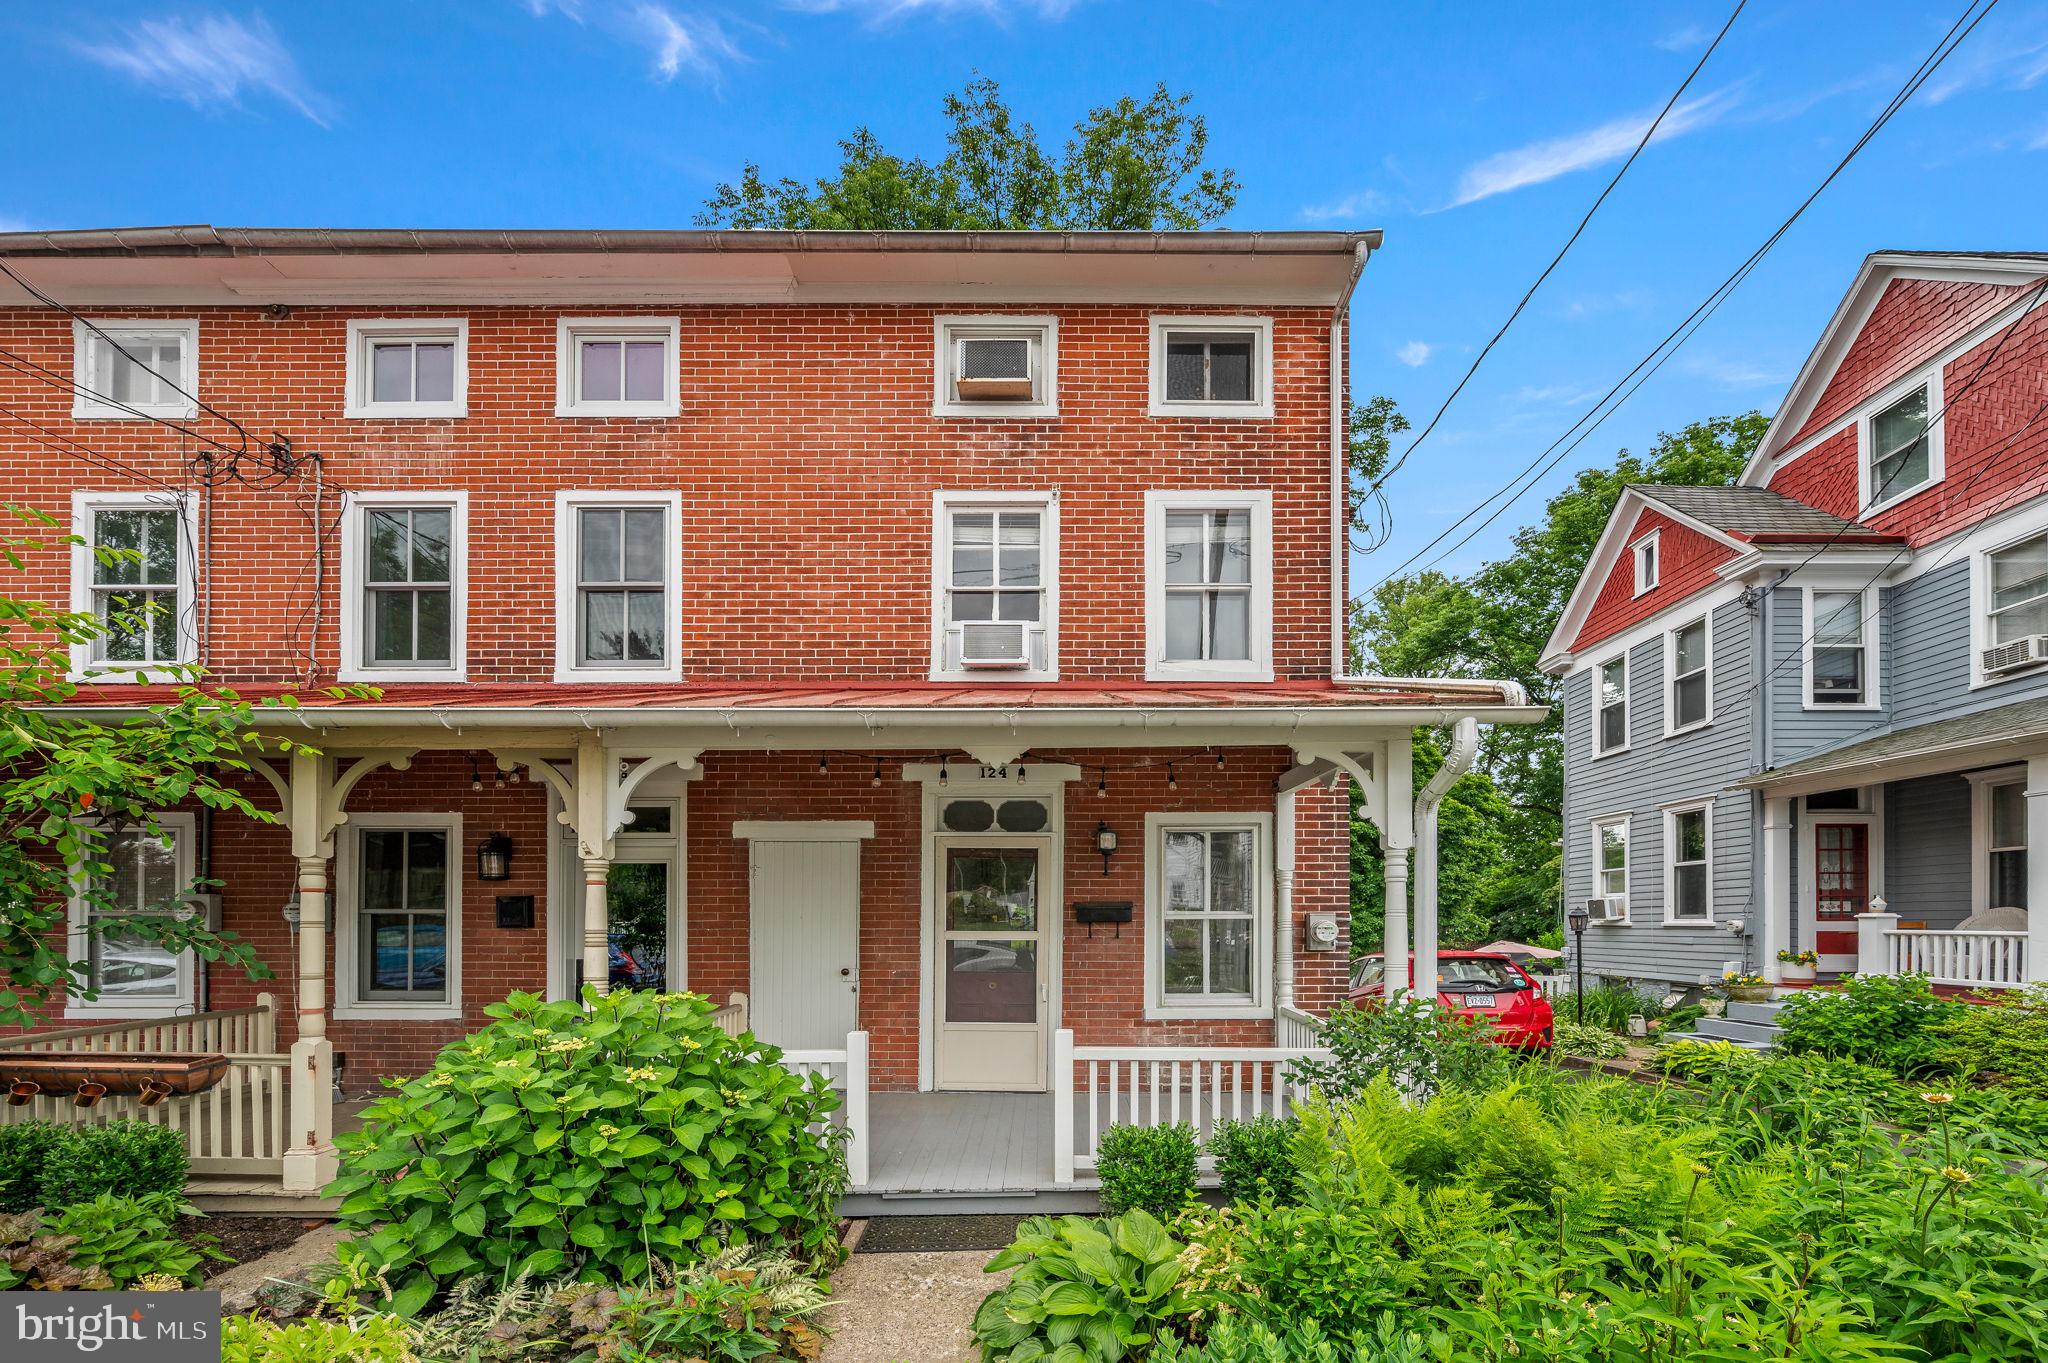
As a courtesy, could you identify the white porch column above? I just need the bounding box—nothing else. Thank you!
[571,735,617,999]
[282,751,337,1194]
[1856,909,1900,977]
[2027,756,2048,983]
[1760,796,1794,983]
[1274,787,1297,1017]
[1381,735,1414,997]
[581,855,612,996]
[1413,719,1480,1006]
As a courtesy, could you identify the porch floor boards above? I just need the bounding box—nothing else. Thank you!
[864,1092,1074,1196]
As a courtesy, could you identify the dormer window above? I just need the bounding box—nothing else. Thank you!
[934,316,1057,418]
[1632,533,1659,596]
[1861,377,1941,510]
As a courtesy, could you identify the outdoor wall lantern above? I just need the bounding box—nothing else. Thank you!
[1095,821,1118,876]
[477,832,514,882]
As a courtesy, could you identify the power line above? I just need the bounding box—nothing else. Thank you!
[0,344,246,461]
[1357,0,2001,599]
[0,403,186,492]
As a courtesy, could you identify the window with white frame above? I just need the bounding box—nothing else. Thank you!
[1146,813,1270,1016]
[1148,316,1273,418]
[70,492,194,676]
[68,814,195,1015]
[1808,589,1874,706]
[1592,816,1629,919]
[932,495,1055,677]
[1594,656,1628,754]
[1983,531,2048,675]
[1667,616,1710,733]
[345,319,466,418]
[340,817,460,1017]
[555,317,680,417]
[1632,533,1660,595]
[933,316,1058,417]
[71,320,198,420]
[1862,379,1939,509]
[341,495,465,682]
[1144,490,1273,681]
[1983,777,2028,910]
[1665,804,1711,923]
[554,492,681,682]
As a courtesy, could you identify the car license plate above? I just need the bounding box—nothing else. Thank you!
[1461,993,1496,1008]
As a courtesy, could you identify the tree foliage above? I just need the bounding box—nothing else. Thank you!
[698,75,1238,231]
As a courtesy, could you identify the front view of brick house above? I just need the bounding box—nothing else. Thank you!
[0,228,1535,1207]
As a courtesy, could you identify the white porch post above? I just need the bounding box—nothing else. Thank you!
[1761,796,1794,983]
[1381,735,1414,997]
[844,1030,870,1190]
[1274,787,1297,1018]
[1413,719,1479,1006]
[1051,1028,1075,1185]
[573,736,615,998]
[2027,755,2048,983]
[1856,908,1900,977]
[282,750,336,1194]
[580,856,612,996]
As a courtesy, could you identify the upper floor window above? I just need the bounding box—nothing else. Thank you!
[555,317,680,417]
[1807,588,1875,707]
[933,316,1058,418]
[1861,377,1941,510]
[1145,812,1271,1018]
[1144,490,1274,682]
[932,494,1056,679]
[72,320,198,420]
[346,319,467,418]
[69,491,195,679]
[68,814,195,1016]
[1594,655,1628,754]
[1978,775,2028,911]
[1591,815,1629,921]
[341,494,466,683]
[1666,616,1710,734]
[1980,531,2048,680]
[1632,533,1659,595]
[554,491,682,682]
[1148,316,1274,419]
[1665,804,1711,923]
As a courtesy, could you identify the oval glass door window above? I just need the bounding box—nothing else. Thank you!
[996,799,1048,832]
[941,799,995,832]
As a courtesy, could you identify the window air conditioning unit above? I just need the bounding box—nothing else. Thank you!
[955,337,1034,402]
[1983,635,2048,675]
[955,621,1037,669]
[1585,896,1626,925]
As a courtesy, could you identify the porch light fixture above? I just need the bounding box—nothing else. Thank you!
[1097,768,1108,797]
[871,759,883,788]
[1167,763,1178,791]
[938,758,950,788]
[1095,821,1118,876]
[477,831,514,882]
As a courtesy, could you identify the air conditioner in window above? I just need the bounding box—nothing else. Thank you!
[954,621,1041,669]
[1585,896,1626,925]
[1983,635,2048,675]
[954,336,1035,402]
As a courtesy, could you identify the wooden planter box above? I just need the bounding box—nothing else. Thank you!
[0,1052,232,1098]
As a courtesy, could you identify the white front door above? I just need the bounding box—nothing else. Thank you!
[934,836,1049,1091]
[749,839,860,1051]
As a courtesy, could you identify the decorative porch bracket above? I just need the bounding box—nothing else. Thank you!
[1292,740,1417,994]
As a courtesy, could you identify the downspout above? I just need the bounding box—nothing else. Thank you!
[1413,717,1480,1004]
[1274,785,1296,1019]
[1331,240,1371,679]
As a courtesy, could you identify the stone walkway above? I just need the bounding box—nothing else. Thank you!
[819,1247,1010,1363]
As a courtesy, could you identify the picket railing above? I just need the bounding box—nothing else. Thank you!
[708,993,750,1038]
[776,1030,869,1191]
[1052,1031,1329,1184]
[0,996,277,1056]
[1274,1005,1322,1048]
[1883,930,2028,989]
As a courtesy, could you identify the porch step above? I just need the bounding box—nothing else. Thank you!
[1685,1017,1782,1047]
[1724,999,1792,1026]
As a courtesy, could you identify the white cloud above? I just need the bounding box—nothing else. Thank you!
[784,0,1081,20]
[1513,382,1599,405]
[1679,353,1787,389]
[1654,24,1709,52]
[1300,189,1387,223]
[1923,33,2048,105]
[632,3,742,82]
[74,11,329,125]
[1395,341,1433,368]
[1448,86,1740,208]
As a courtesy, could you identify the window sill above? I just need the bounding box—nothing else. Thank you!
[1590,744,1631,760]
[1146,400,1274,421]
[932,402,1060,420]
[554,665,684,685]
[344,403,468,420]
[1971,662,2048,689]
[1145,1001,1271,1021]
[1664,719,1713,739]
[1800,701,1881,713]
[340,664,468,684]
[553,402,680,419]
[71,403,198,422]
[333,1001,463,1022]
[1660,919,1716,928]
[1145,662,1274,685]
[67,662,197,685]
[63,999,197,1020]
[929,667,1060,684]
[1859,482,1939,520]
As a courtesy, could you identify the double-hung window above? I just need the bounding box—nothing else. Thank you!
[1980,776,2028,911]
[933,316,1058,417]
[342,494,466,682]
[1592,816,1629,920]
[71,320,198,420]
[1144,490,1273,681]
[69,491,195,678]
[1807,588,1875,707]
[346,319,467,418]
[68,813,196,1016]
[1146,812,1271,1018]
[1665,805,1711,923]
[1594,655,1628,754]
[1861,377,1941,510]
[932,494,1056,678]
[1666,616,1710,733]
[555,492,682,682]
[1981,531,2048,680]
[338,816,461,1019]
[1149,316,1274,418]
[555,317,680,417]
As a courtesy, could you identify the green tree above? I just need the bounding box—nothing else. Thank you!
[698,75,1238,230]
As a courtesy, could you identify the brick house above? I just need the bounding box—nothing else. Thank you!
[1543,251,2048,1022]
[0,227,1536,1206]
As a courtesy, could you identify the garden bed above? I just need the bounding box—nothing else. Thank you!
[181,1214,314,1271]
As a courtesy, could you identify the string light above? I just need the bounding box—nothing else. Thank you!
[1097,768,1108,798]
[871,759,883,788]
[1167,763,1177,791]
[1017,764,1027,783]
[938,758,950,788]
[818,754,829,775]
[467,754,483,793]
[1215,750,1226,770]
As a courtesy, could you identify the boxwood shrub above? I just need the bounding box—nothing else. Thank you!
[36,1121,189,1208]
[1210,1115,1297,1206]
[0,1122,67,1212]
[327,988,846,1315]
[1095,1122,1199,1219]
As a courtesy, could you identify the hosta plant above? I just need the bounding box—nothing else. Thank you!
[973,1210,1201,1363]
[0,1193,218,1290]
[326,988,846,1315]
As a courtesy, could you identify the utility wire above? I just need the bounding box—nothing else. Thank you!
[0,403,186,492]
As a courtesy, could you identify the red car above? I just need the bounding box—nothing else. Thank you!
[1348,950,1555,1050]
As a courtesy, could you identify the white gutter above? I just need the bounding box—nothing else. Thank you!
[1411,716,1480,1005]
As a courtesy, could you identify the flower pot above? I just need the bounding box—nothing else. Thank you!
[1726,984,1773,1003]
[1779,964,1816,984]
[0,1052,231,1101]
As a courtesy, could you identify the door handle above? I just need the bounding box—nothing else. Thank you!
[840,967,851,977]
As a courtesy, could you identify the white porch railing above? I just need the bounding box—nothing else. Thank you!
[1274,1005,1322,1048]
[708,993,750,1038]
[1857,911,2030,989]
[1052,1030,1330,1185]
[0,998,278,1056]
[776,1030,869,1191]
[1536,974,1571,1000]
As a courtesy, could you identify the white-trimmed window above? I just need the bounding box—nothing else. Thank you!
[340,493,467,682]
[1144,489,1274,682]
[1591,815,1629,921]
[71,320,198,420]
[1148,315,1273,419]
[1594,655,1629,755]
[931,492,1057,679]
[1860,374,1942,512]
[1978,530,2048,682]
[1969,770,2029,912]
[1805,587,1877,708]
[554,491,682,682]
[1145,812,1271,1018]
[555,316,680,417]
[337,814,461,1020]
[933,315,1058,418]
[1665,615,1710,735]
[1632,533,1660,595]
[67,813,197,1017]
[345,319,467,418]
[1664,803,1711,923]
[68,490,196,679]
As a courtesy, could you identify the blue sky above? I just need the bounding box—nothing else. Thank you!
[2,1,2046,593]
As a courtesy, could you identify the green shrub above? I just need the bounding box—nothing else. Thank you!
[0,1122,65,1212]
[327,988,846,1315]
[35,1120,189,1207]
[974,1210,1199,1362]
[1095,1122,1198,1219]
[1564,982,1666,1032]
[1210,1115,1297,1206]
[221,1313,413,1363]
[0,1192,218,1289]
[1553,1021,1628,1059]
[1153,1312,1430,1362]
[1290,994,1511,1102]
[1777,974,1966,1074]
[1934,983,2048,1096]
[1647,1003,1706,1042]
